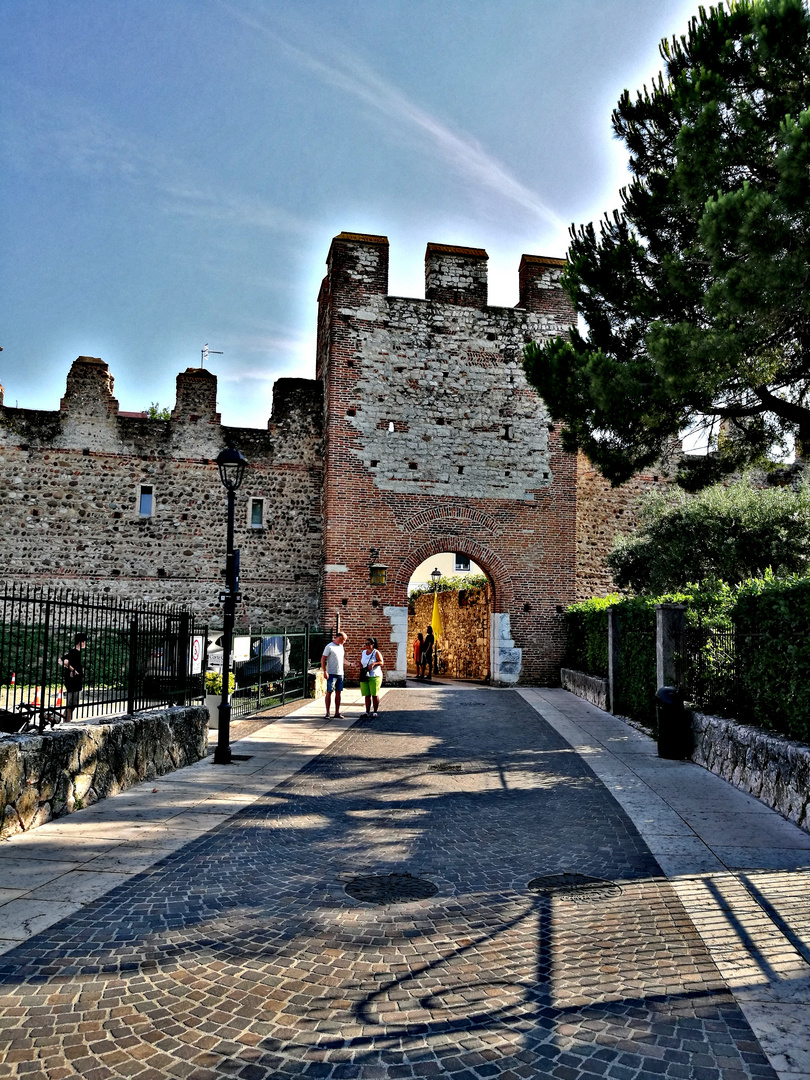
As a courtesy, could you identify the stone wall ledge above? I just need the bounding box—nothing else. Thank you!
[691,711,810,834]
[561,668,609,711]
[0,706,208,839]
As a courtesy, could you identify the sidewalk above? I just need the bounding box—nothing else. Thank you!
[520,688,810,1080]
[0,687,379,951]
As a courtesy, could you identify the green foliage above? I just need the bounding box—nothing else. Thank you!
[524,0,810,486]
[612,597,658,722]
[147,402,171,420]
[409,574,488,602]
[204,670,236,696]
[563,595,619,677]
[608,478,810,592]
[734,573,810,740]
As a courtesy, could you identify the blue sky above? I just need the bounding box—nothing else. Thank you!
[1,0,698,428]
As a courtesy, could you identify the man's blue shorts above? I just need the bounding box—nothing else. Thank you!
[326,674,344,693]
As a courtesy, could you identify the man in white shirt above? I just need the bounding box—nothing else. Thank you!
[321,631,347,718]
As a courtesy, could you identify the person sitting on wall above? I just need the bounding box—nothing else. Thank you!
[413,632,423,678]
[62,632,87,722]
[321,631,347,719]
[422,625,435,680]
[360,637,384,718]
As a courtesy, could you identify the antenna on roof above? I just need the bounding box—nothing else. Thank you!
[201,343,223,368]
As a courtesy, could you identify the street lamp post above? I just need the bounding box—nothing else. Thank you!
[430,568,441,675]
[214,444,247,765]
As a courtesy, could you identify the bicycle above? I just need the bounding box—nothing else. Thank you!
[0,701,68,735]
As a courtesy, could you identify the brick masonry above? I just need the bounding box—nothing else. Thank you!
[318,233,578,685]
[0,232,661,683]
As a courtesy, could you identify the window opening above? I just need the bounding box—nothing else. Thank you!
[138,485,153,517]
[454,554,471,572]
[250,498,264,529]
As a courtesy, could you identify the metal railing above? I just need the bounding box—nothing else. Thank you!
[678,622,763,718]
[230,627,313,719]
[0,583,207,732]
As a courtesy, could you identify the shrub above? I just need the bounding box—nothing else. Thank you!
[409,574,488,602]
[204,671,235,696]
[733,574,810,741]
[563,595,618,677]
[608,478,810,593]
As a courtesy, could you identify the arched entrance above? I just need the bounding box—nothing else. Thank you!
[406,551,490,681]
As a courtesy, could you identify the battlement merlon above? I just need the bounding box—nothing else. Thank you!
[322,232,572,320]
[171,367,221,424]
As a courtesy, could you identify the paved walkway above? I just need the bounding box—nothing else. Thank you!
[0,685,808,1079]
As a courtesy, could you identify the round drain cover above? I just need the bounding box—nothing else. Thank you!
[527,873,621,903]
[344,872,438,905]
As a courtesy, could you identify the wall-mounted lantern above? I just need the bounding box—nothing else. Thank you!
[369,548,388,586]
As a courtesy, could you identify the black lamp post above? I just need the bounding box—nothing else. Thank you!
[214,443,247,764]
[431,567,441,590]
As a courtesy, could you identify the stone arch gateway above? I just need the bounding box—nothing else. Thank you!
[318,233,577,685]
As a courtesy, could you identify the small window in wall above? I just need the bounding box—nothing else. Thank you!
[138,485,153,517]
[454,553,471,572]
[250,498,264,529]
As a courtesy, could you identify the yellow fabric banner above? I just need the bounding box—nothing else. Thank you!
[431,589,443,637]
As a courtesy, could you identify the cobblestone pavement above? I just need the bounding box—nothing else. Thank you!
[0,687,779,1079]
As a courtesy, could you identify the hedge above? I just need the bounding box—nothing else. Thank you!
[734,575,810,742]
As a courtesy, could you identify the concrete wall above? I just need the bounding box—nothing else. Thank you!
[0,705,208,838]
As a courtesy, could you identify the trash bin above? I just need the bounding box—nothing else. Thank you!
[656,686,690,759]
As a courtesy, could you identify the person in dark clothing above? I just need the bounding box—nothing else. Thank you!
[62,632,87,721]
[422,625,435,679]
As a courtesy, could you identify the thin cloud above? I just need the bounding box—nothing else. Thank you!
[2,79,308,237]
[226,5,565,230]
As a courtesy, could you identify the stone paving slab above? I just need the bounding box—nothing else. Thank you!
[0,684,789,1079]
[520,688,810,1080]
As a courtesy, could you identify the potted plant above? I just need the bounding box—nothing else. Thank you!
[204,671,235,730]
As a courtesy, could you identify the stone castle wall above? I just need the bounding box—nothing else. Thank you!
[0,360,324,629]
[407,586,490,680]
[318,233,578,685]
[0,232,660,682]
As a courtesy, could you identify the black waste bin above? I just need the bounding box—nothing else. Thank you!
[656,686,691,759]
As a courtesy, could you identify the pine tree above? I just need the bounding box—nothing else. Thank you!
[524,0,810,486]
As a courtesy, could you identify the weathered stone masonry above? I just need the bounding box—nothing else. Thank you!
[0,359,323,628]
[0,231,658,682]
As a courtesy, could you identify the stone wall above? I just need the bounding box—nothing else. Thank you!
[407,586,490,680]
[560,667,609,711]
[318,233,578,685]
[0,361,324,629]
[691,711,810,833]
[0,705,208,838]
[574,451,676,601]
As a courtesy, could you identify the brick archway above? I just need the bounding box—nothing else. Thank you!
[395,535,515,611]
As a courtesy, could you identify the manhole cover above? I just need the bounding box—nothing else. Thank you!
[527,873,622,903]
[429,762,462,773]
[344,872,439,905]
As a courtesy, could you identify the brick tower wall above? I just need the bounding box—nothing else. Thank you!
[318,232,576,685]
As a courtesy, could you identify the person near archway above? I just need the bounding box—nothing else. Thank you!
[422,625,435,680]
[360,637,384,717]
[413,632,423,678]
[321,631,347,719]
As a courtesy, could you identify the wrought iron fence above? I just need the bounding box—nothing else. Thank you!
[678,623,762,717]
[0,583,207,732]
[230,627,313,719]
